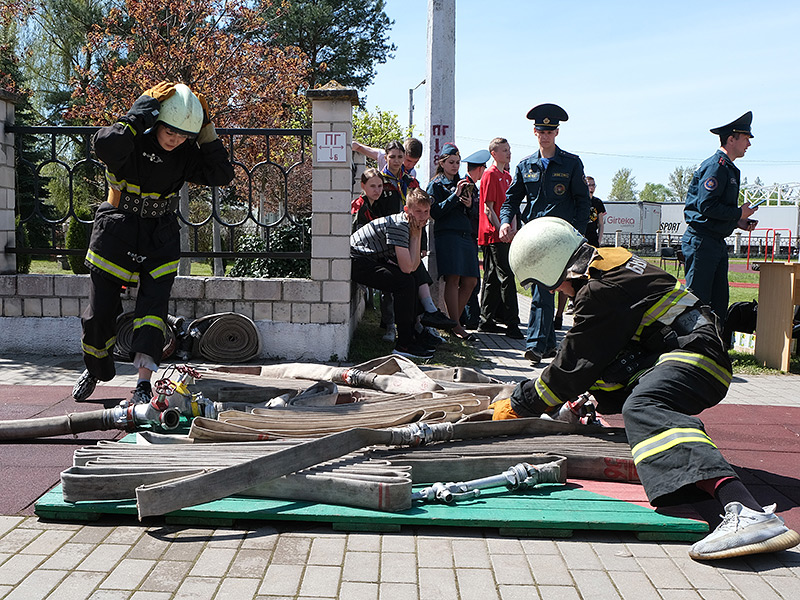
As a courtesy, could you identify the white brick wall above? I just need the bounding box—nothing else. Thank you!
[0,86,363,361]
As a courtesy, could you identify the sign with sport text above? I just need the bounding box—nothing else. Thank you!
[316,132,347,162]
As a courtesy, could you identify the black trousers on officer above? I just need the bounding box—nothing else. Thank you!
[480,242,519,327]
[620,353,736,507]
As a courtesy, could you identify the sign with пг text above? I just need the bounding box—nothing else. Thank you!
[316,132,347,162]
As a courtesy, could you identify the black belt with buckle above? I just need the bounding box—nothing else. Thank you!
[117,193,176,218]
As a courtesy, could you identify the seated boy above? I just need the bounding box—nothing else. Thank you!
[351,189,441,359]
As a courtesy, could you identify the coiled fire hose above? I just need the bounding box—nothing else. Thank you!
[188,312,261,363]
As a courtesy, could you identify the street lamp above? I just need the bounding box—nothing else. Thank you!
[409,79,426,132]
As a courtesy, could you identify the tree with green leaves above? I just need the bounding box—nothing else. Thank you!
[639,182,671,204]
[258,0,396,91]
[352,106,410,164]
[667,165,695,203]
[15,0,111,124]
[1,21,53,272]
[608,168,637,202]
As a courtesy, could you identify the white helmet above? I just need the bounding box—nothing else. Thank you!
[155,83,203,136]
[509,216,586,290]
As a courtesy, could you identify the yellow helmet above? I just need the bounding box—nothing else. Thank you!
[155,83,203,136]
[509,217,586,290]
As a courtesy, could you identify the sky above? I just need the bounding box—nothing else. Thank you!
[361,0,800,197]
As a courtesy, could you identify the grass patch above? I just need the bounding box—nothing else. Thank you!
[28,258,217,276]
[348,303,489,368]
[729,351,800,375]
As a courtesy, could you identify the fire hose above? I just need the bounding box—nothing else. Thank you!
[0,365,215,441]
[411,457,566,504]
[135,418,609,518]
[188,312,260,363]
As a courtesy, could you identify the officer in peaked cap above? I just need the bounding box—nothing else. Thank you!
[526,103,570,130]
[709,111,754,139]
[499,103,590,365]
[682,111,758,322]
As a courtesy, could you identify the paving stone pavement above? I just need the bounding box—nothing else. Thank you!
[1,295,800,599]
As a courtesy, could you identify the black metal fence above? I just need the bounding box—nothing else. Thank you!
[7,124,313,269]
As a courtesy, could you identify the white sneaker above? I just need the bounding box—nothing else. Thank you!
[424,326,447,343]
[689,502,800,560]
[382,324,396,343]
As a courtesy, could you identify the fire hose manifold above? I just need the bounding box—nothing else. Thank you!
[0,365,215,441]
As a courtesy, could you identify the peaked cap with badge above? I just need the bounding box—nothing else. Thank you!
[710,111,754,139]
[526,103,569,131]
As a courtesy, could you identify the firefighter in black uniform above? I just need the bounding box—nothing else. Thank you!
[492,216,799,560]
[72,82,235,405]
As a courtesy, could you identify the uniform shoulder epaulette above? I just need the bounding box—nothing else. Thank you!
[718,156,727,165]
[558,148,580,160]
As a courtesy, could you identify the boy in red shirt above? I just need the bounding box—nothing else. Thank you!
[477,138,522,338]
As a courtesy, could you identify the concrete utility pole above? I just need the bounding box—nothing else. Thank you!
[419,0,455,186]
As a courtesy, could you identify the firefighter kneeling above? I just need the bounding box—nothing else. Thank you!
[498,216,799,561]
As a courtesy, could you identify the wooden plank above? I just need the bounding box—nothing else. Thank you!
[36,483,707,539]
[754,262,799,371]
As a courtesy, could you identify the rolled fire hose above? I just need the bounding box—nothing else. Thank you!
[189,312,260,363]
[114,311,177,361]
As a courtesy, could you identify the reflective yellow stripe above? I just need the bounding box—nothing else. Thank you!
[86,250,140,284]
[104,173,177,202]
[150,260,179,280]
[82,336,116,359]
[105,172,141,195]
[656,351,732,389]
[534,378,563,408]
[631,427,717,465]
[634,281,694,340]
[590,380,625,392]
[121,122,136,136]
[134,316,167,335]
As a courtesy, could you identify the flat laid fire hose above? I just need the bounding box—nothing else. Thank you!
[63,443,414,512]
[135,418,614,519]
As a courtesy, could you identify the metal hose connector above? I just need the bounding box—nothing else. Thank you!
[388,421,454,447]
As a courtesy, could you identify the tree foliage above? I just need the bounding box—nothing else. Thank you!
[12,0,111,123]
[66,0,309,128]
[257,0,395,91]
[353,106,410,159]
[667,165,695,203]
[608,168,637,203]
[1,21,54,269]
[639,182,671,204]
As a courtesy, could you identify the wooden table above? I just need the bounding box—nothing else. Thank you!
[754,261,800,371]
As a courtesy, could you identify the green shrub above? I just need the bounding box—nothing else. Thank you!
[228,217,311,278]
[14,217,31,274]
[65,207,93,274]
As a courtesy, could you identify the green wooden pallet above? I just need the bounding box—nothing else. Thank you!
[35,483,708,541]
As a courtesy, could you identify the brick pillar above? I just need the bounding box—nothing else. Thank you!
[0,90,19,275]
[306,82,359,343]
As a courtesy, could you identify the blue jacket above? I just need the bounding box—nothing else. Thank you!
[500,146,590,234]
[427,174,477,237]
[683,150,742,239]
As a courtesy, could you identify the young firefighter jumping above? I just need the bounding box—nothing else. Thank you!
[492,216,800,560]
[72,82,234,405]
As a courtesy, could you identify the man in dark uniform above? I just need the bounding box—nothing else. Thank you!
[492,216,800,561]
[682,111,758,321]
[499,104,590,365]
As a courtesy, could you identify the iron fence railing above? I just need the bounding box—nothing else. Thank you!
[6,124,313,263]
